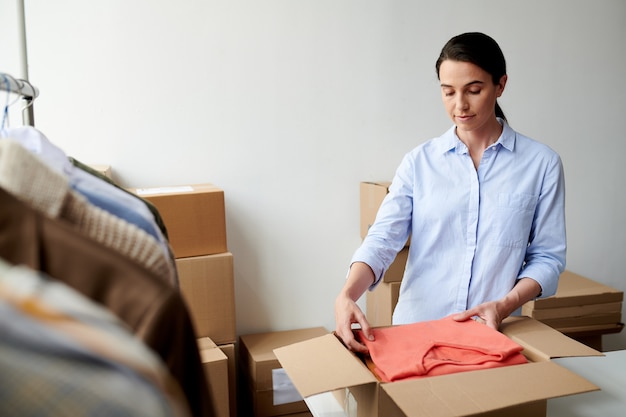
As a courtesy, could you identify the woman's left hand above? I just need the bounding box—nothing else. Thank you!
[452,300,505,330]
[453,277,542,330]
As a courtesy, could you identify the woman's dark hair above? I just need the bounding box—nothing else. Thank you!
[435,32,507,122]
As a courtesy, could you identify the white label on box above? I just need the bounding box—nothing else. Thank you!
[272,368,303,406]
[135,186,194,196]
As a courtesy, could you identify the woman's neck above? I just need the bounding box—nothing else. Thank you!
[457,118,503,150]
[457,118,503,169]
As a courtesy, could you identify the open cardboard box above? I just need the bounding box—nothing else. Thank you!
[274,317,602,417]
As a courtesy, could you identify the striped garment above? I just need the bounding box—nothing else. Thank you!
[0,259,190,416]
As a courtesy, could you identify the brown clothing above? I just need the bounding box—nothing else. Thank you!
[0,187,214,417]
[0,139,177,286]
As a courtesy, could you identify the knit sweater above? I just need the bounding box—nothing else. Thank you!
[356,316,527,382]
[0,139,176,286]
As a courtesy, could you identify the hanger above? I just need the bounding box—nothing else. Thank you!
[1,73,12,130]
[0,72,38,128]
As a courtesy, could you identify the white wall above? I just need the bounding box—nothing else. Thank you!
[2,0,625,350]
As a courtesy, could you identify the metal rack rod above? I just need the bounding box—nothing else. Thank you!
[0,72,39,100]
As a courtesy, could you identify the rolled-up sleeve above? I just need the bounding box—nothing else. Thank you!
[518,152,566,298]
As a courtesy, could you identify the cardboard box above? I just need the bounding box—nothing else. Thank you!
[366,281,401,327]
[219,343,237,417]
[555,322,625,335]
[360,181,392,240]
[360,181,410,246]
[381,247,408,284]
[522,301,622,321]
[250,389,311,417]
[365,248,407,327]
[521,271,624,350]
[532,312,622,329]
[523,270,624,339]
[198,337,230,417]
[274,317,601,417]
[554,322,625,351]
[524,270,624,310]
[133,183,227,258]
[239,327,328,417]
[177,252,236,344]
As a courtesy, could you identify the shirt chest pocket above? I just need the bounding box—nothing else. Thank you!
[489,193,538,248]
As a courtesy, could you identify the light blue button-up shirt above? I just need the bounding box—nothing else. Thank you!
[352,120,566,325]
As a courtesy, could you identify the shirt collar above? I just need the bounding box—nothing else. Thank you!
[438,118,515,154]
[498,119,515,152]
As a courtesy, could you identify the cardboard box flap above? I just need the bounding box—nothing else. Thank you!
[501,317,602,361]
[198,336,218,351]
[381,361,599,417]
[197,337,228,363]
[274,333,377,397]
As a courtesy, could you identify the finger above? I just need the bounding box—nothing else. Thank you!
[452,309,475,321]
[336,327,370,354]
[334,327,354,347]
[349,317,374,354]
[347,338,370,354]
[358,317,375,342]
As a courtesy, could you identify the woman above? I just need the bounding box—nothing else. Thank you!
[335,32,566,353]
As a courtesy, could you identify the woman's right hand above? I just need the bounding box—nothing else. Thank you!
[334,262,377,354]
[334,293,373,353]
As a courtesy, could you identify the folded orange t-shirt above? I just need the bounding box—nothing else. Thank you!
[355,316,527,382]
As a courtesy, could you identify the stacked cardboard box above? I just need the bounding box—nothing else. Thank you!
[239,327,327,417]
[177,253,237,416]
[175,253,236,345]
[359,181,410,246]
[198,337,230,417]
[135,183,228,258]
[523,270,624,350]
[359,181,392,240]
[366,248,406,327]
[134,183,237,417]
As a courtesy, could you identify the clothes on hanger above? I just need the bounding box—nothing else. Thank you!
[69,156,170,239]
[0,183,214,417]
[0,138,177,287]
[0,126,176,285]
[0,259,190,417]
[356,315,527,382]
[67,156,178,279]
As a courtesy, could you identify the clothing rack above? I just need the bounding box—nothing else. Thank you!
[1,72,38,127]
[3,0,37,126]
[0,72,38,100]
